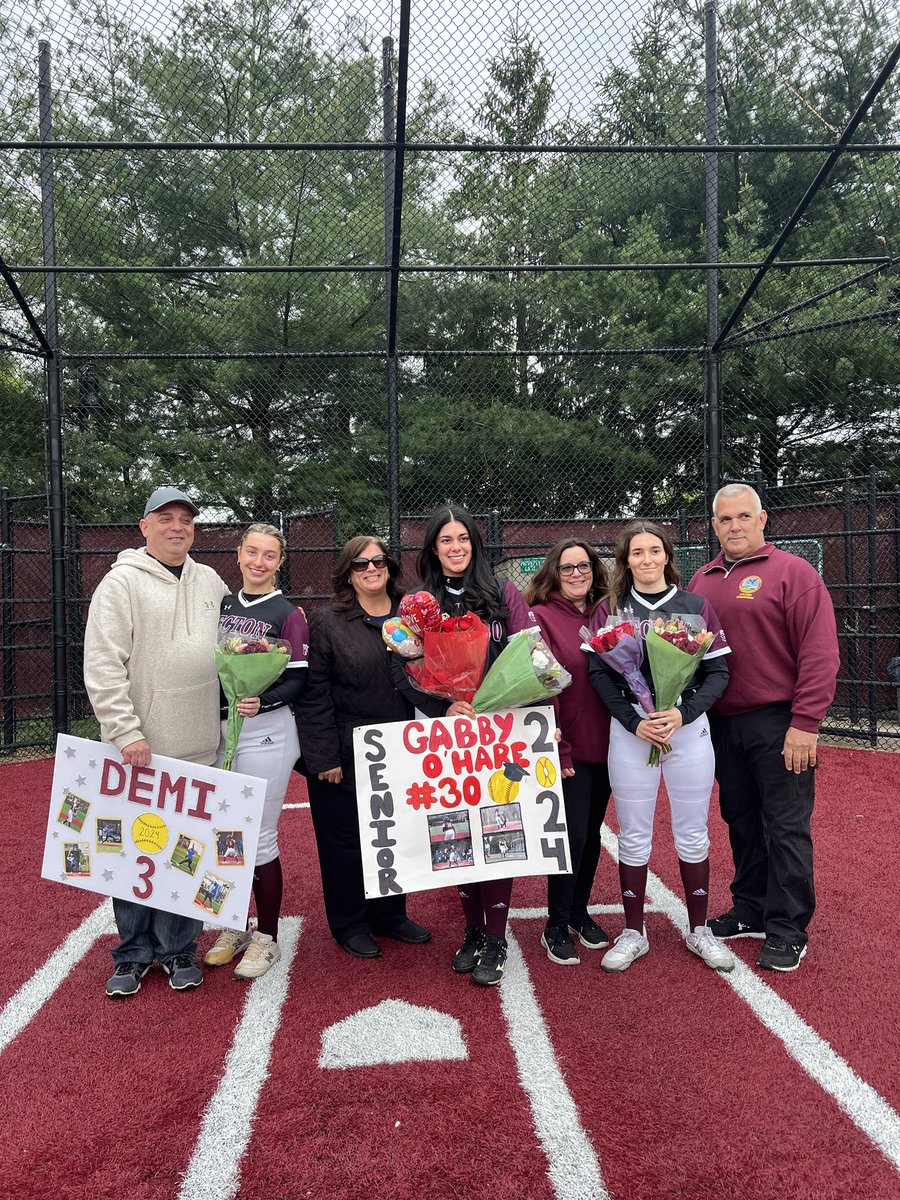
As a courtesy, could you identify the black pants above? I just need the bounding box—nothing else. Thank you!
[306,773,408,941]
[547,761,610,927]
[709,704,815,945]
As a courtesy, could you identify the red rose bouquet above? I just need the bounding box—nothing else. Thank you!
[405,609,490,704]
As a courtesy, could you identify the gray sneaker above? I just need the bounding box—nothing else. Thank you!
[161,954,203,991]
[106,961,151,998]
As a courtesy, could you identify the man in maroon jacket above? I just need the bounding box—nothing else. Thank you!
[689,483,840,972]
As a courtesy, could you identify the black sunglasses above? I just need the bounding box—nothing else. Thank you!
[350,554,388,572]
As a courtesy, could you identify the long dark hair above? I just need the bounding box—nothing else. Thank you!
[331,535,404,613]
[417,505,507,622]
[607,520,680,612]
[524,539,608,609]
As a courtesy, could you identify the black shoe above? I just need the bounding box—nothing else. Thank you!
[472,935,507,987]
[758,935,807,972]
[541,923,580,965]
[341,933,382,959]
[105,961,151,998]
[161,955,203,990]
[707,910,765,939]
[568,913,610,950]
[452,926,486,973]
[375,918,432,945]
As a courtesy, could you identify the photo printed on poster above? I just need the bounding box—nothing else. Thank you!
[353,707,571,898]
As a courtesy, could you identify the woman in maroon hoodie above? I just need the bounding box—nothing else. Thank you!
[525,540,611,966]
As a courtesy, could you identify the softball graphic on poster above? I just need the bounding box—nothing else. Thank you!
[41,735,265,929]
[353,707,571,898]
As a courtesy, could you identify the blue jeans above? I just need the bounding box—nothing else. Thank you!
[111,898,202,967]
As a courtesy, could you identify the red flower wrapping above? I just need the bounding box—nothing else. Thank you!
[398,591,443,636]
[405,612,490,703]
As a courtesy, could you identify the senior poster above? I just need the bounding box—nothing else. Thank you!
[353,707,571,899]
[41,734,264,929]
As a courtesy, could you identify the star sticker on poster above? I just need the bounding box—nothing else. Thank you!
[88,759,97,768]
[64,746,76,759]
[76,776,87,787]
[218,799,231,813]
[102,869,114,882]
[171,892,180,901]
[241,785,254,799]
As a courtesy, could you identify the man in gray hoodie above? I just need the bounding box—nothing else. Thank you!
[84,486,228,997]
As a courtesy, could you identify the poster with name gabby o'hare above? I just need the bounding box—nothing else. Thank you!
[41,735,264,929]
[353,707,571,900]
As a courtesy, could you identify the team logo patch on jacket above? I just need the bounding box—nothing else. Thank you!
[737,575,762,599]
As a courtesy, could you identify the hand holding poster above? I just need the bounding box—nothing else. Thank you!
[353,707,570,898]
[41,735,264,929]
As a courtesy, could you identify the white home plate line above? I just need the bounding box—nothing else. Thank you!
[178,916,302,1200]
[501,928,610,1200]
[597,824,900,1174]
[0,897,115,1056]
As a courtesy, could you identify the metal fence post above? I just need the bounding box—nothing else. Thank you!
[704,2,721,559]
[39,39,69,737]
[0,489,14,748]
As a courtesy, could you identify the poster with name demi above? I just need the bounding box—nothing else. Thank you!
[353,708,571,900]
[41,735,264,929]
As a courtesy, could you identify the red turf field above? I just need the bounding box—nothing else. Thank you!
[1,746,897,1200]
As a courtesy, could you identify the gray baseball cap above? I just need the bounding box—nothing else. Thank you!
[143,486,200,518]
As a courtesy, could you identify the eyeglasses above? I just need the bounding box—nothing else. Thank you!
[558,561,592,577]
[350,554,387,572]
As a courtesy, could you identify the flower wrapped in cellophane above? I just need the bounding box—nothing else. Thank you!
[404,611,490,704]
[581,621,654,716]
[215,633,291,769]
[472,627,572,713]
[643,614,716,765]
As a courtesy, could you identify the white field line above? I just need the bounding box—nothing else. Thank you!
[0,898,115,1055]
[594,823,900,1175]
[177,916,302,1200]
[501,927,610,1200]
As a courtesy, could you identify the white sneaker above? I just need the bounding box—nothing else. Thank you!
[233,931,281,979]
[204,928,251,966]
[686,925,735,972]
[601,928,649,973]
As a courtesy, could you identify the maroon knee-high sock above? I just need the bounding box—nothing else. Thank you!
[253,857,283,940]
[456,879,514,939]
[481,878,514,940]
[457,883,485,930]
[619,862,648,932]
[678,857,710,930]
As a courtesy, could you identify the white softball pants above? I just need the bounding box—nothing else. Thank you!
[608,712,715,866]
[215,705,300,866]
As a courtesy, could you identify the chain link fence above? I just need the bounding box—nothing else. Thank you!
[1,0,899,751]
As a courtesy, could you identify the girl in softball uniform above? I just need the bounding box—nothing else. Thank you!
[205,523,308,979]
[588,520,734,974]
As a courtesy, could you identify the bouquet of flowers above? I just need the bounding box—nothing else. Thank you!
[472,627,572,713]
[404,610,491,704]
[643,614,717,764]
[581,620,654,716]
[215,633,291,770]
